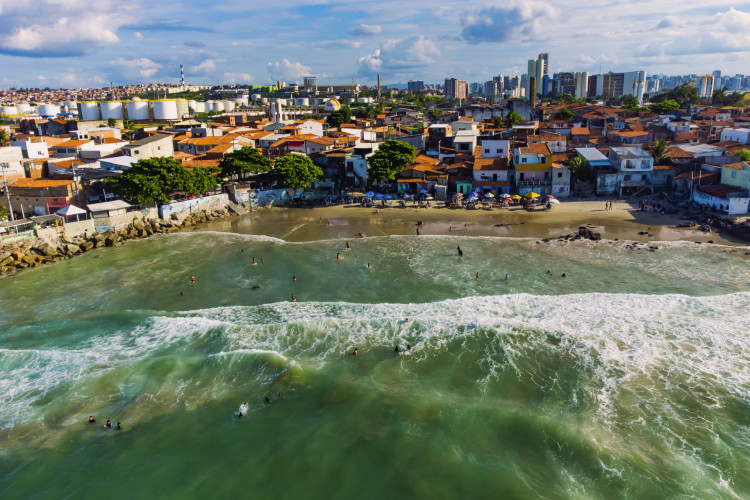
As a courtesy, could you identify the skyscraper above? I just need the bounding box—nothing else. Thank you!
[445,78,469,100]
[538,53,549,78]
[407,80,425,92]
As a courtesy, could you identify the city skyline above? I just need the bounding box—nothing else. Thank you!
[0,1,749,89]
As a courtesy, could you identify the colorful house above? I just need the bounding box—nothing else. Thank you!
[513,143,552,195]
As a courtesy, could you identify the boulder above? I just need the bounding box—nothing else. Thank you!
[104,234,119,247]
[37,242,59,256]
[21,254,37,265]
[67,244,81,255]
[81,240,94,251]
[1,255,13,266]
[132,219,145,231]
[93,239,105,248]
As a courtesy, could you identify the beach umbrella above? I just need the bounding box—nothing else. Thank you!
[384,195,393,199]
[511,194,522,200]
[523,192,541,198]
[548,198,560,204]
[500,193,512,198]
[483,192,495,198]
[419,189,429,194]
[546,194,556,199]
[365,191,375,196]
[501,198,512,204]
[425,196,434,200]
[374,193,384,199]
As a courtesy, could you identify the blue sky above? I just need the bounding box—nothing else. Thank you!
[0,0,749,89]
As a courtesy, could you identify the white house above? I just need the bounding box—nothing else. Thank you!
[479,139,510,158]
[121,135,174,160]
[453,130,478,154]
[720,127,750,145]
[608,147,654,196]
[51,139,95,158]
[0,146,25,181]
[10,137,49,159]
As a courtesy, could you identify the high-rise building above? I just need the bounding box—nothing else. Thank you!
[407,80,425,92]
[303,76,318,94]
[699,75,715,98]
[713,70,722,79]
[555,72,576,95]
[600,71,646,103]
[538,53,549,77]
[484,80,498,99]
[444,78,469,100]
[574,72,589,99]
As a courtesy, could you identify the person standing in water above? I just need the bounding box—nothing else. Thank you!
[346,241,351,250]
[367,262,371,268]
[88,416,96,424]
[261,257,264,263]
[292,274,296,282]
[251,257,257,265]
[457,245,463,256]
[505,273,509,280]
[476,272,480,281]
[291,294,297,302]
[115,422,121,431]
[336,252,341,260]
[352,348,359,356]
[190,275,195,284]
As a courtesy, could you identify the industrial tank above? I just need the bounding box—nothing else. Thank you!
[153,100,178,120]
[0,105,18,115]
[298,98,310,106]
[187,100,197,111]
[251,94,261,102]
[15,103,31,114]
[214,101,225,113]
[127,100,149,120]
[79,102,100,121]
[38,104,60,116]
[223,101,235,112]
[100,101,123,120]
[63,100,77,109]
[193,102,206,113]
[205,100,215,113]
[175,100,189,118]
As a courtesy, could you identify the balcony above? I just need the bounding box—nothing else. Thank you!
[516,180,551,187]
[620,180,645,188]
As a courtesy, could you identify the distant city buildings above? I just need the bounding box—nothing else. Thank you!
[407,80,425,92]
[444,78,469,100]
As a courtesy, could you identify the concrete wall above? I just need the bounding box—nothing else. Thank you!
[251,188,292,206]
[63,219,96,238]
[94,206,158,233]
[693,191,750,215]
[158,194,229,221]
[0,230,35,245]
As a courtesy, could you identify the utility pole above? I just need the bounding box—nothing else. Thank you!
[0,162,15,221]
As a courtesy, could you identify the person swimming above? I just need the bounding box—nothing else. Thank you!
[405,344,412,355]
[278,393,283,400]
[346,241,351,249]
[292,274,296,281]
[352,348,359,356]
[358,231,366,238]
[265,396,271,404]
[239,402,249,417]
[115,422,121,431]
[88,416,96,424]
[457,245,463,256]
[104,420,112,429]
[416,228,421,236]
[261,257,264,263]
[562,273,566,278]
[336,252,341,260]
[190,275,195,284]
[394,346,400,353]
[505,273,509,280]
[367,262,371,268]
[251,257,257,265]
[179,291,184,296]
[252,285,260,289]
[291,294,297,302]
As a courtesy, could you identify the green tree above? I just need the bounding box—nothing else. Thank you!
[621,94,638,110]
[504,112,522,128]
[567,157,591,182]
[352,105,376,119]
[428,109,441,121]
[367,139,417,181]
[105,157,212,204]
[651,82,699,106]
[738,149,750,162]
[554,108,574,120]
[107,118,117,127]
[219,146,271,180]
[274,153,323,190]
[492,116,504,128]
[648,140,669,165]
[0,204,7,221]
[0,129,8,146]
[559,93,575,104]
[327,106,352,127]
[650,100,680,114]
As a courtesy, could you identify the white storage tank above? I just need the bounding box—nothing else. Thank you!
[252,94,261,102]
[64,100,77,109]
[0,105,18,115]
[100,101,123,120]
[39,104,60,117]
[193,102,206,113]
[16,103,31,115]
[233,96,248,106]
[214,101,225,113]
[127,100,149,120]
[223,101,235,112]
[187,100,197,111]
[298,98,310,106]
[153,100,178,120]
[80,102,100,121]
[205,100,215,113]
[175,100,189,118]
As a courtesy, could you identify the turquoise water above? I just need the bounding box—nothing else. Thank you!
[1,233,749,499]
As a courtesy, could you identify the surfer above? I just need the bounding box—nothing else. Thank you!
[457,245,463,256]
[88,416,96,424]
[352,348,359,356]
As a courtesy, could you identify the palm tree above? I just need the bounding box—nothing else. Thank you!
[567,157,591,182]
[648,140,669,165]
[0,129,9,146]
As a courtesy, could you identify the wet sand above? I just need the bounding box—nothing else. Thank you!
[197,200,746,245]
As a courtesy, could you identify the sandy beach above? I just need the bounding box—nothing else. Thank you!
[199,199,747,245]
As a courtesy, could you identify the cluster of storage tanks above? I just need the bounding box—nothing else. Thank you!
[74,97,253,121]
[0,101,77,117]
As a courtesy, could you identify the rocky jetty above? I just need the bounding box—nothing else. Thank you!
[0,208,231,275]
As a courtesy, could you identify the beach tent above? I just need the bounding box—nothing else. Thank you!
[523,192,541,198]
[56,204,87,222]
[500,193,512,198]
[483,193,495,199]
[384,195,393,199]
[511,194,522,200]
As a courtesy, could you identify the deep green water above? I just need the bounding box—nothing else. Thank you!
[1,233,749,499]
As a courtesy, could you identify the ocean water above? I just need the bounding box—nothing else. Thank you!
[0,232,749,499]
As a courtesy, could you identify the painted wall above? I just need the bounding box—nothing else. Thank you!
[158,194,229,221]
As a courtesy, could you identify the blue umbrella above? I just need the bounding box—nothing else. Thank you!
[365,191,375,196]
[385,195,393,199]
[375,193,384,199]
[419,189,429,194]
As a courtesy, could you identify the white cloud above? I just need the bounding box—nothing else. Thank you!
[460,2,559,44]
[358,35,440,75]
[266,59,311,81]
[349,24,381,36]
[110,57,161,78]
[134,31,143,40]
[0,0,134,57]
[224,72,253,84]
[189,59,220,74]
[37,75,47,81]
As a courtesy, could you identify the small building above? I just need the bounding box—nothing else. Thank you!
[87,200,132,218]
[5,178,77,217]
[472,156,509,194]
[719,127,750,145]
[121,134,175,161]
[51,139,94,158]
[513,143,551,194]
[608,147,654,196]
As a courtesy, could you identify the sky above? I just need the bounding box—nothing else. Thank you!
[1,0,749,89]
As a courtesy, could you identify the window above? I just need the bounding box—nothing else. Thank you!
[541,157,546,163]
[157,146,161,150]
[731,171,737,178]
[134,150,140,154]
[558,172,563,178]
[484,149,489,154]
[519,172,525,181]
[496,149,502,154]
[522,158,527,163]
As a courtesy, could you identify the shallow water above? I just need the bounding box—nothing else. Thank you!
[1,233,749,499]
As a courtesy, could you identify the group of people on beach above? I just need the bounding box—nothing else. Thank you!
[88,416,121,431]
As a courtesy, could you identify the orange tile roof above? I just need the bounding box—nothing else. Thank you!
[518,143,550,155]
[53,139,92,148]
[570,127,591,135]
[10,178,73,188]
[474,157,508,171]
